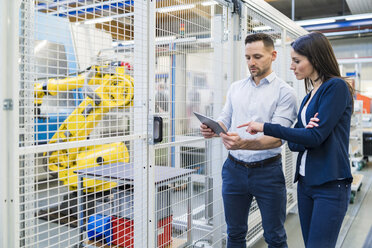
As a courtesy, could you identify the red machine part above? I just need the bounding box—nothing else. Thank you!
[111,215,172,248]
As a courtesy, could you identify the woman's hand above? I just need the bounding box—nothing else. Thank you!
[306,113,319,129]
[237,121,264,135]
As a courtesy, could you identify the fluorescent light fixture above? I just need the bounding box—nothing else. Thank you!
[172,36,197,44]
[274,39,282,46]
[76,12,134,25]
[157,4,195,13]
[296,18,336,26]
[155,36,197,45]
[34,40,48,54]
[296,13,372,27]
[84,16,113,25]
[346,13,372,21]
[113,40,134,47]
[253,26,272,31]
[251,19,261,25]
[324,29,372,38]
[155,36,176,42]
[201,1,217,6]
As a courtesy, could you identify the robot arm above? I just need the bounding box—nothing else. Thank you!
[34,74,86,105]
[34,63,133,105]
[46,64,134,192]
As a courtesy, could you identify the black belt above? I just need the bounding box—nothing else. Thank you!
[228,153,281,168]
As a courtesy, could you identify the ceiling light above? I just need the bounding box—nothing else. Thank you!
[274,39,282,46]
[155,36,197,45]
[295,13,372,26]
[84,16,113,25]
[346,13,372,21]
[112,40,134,47]
[75,12,134,25]
[201,1,217,6]
[295,18,335,26]
[253,26,272,31]
[34,40,48,54]
[172,37,197,44]
[155,36,176,42]
[251,19,261,25]
[157,4,196,13]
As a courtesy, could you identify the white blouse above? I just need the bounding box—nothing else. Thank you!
[299,106,308,176]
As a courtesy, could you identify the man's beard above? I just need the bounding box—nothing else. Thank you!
[250,67,268,78]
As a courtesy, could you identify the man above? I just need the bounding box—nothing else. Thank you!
[200,33,297,248]
[155,83,169,112]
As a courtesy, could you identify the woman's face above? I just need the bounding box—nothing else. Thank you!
[290,48,317,81]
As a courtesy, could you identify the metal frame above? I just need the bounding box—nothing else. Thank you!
[231,1,306,246]
[242,0,307,37]
[147,0,157,247]
[2,1,308,247]
[1,0,21,247]
[134,0,151,247]
[210,4,229,247]
[19,0,36,246]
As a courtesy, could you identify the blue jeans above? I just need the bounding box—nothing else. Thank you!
[222,157,287,248]
[297,177,351,248]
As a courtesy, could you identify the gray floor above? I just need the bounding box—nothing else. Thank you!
[34,165,372,248]
[251,162,372,248]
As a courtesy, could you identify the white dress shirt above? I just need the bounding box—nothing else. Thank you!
[217,72,298,162]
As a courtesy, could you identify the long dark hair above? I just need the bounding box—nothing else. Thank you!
[291,32,354,102]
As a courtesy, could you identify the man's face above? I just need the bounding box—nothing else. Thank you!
[245,41,276,79]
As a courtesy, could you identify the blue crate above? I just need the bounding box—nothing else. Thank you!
[87,214,112,245]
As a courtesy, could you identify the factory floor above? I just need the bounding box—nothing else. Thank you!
[251,162,372,248]
[33,163,372,247]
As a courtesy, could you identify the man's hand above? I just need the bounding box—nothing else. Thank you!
[200,124,216,139]
[220,132,244,150]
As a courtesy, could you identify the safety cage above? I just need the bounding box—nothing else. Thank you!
[0,0,307,247]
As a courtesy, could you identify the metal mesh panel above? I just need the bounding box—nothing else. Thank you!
[10,1,306,247]
[244,3,302,246]
[19,1,147,247]
[153,1,229,247]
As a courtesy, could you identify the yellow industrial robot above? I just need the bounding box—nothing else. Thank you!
[34,62,134,192]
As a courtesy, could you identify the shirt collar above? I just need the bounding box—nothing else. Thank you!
[248,71,276,87]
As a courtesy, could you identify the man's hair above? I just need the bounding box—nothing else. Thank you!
[245,33,274,49]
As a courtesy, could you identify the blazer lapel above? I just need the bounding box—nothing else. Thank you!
[298,93,311,128]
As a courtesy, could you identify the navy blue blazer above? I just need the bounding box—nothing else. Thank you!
[263,78,353,186]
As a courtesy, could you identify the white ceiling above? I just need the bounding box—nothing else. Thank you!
[346,0,372,14]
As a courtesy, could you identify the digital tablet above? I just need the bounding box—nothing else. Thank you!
[193,111,227,135]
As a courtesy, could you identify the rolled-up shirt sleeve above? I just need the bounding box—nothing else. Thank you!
[272,86,297,127]
[217,73,297,162]
[271,86,298,144]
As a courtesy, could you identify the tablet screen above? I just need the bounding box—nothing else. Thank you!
[193,112,227,135]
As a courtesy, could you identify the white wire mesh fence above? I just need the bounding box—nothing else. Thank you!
[243,5,303,245]
[1,0,307,247]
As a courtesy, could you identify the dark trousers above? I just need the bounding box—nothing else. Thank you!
[222,157,287,248]
[297,177,351,248]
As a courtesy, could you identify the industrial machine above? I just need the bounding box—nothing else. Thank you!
[34,61,134,192]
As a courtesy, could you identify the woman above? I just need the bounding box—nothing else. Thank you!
[238,32,353,248]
